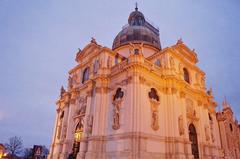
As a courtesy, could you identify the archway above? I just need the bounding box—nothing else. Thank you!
[189,124,199,159]
[68,121,84,159]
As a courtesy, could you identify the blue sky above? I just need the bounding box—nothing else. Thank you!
[0,0,240,148]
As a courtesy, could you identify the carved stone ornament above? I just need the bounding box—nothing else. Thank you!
[178,115,185,135]
[149,98,160,130]
[112,98,123,130]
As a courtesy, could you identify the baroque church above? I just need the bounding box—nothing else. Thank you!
[48,6,240,159]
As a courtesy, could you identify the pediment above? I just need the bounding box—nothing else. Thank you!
[75,42,102,63]
[172,43,198,64]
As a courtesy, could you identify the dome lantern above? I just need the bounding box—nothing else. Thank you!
[112,7,161,50]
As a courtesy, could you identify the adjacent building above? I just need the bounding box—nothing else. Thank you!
[48,6,240,159]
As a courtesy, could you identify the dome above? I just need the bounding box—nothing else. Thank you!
[112,7,161,50]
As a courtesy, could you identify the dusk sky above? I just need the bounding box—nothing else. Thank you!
[0,0,240,148]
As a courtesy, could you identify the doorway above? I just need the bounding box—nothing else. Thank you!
[189,124,199,159]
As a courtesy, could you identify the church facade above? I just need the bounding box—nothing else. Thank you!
[48,7,240,159]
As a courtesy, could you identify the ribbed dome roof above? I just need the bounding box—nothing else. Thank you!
[112,7,161,50]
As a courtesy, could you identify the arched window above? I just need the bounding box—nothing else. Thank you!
[183,68,190,83]
[148,88,159,101]
[155,59,161,67]
[82,67,90,83]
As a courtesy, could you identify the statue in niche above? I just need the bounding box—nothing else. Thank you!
[112,102,120,130]
[178,115,184,135]
[149,88,160,130]
[112,88,124,130]
[151,110,159,130]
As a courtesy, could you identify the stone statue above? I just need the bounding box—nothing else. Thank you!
[112,99,122,130]
[151,110,159,130]
[178,115,184,135]
[149,98,160,131]
[177,38,183,45]
[91,37,97,44]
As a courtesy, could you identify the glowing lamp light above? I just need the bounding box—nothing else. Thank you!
[74,131,82,142]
